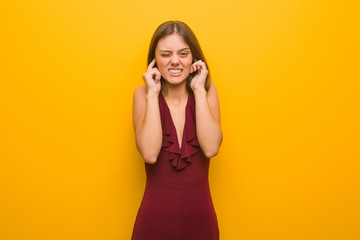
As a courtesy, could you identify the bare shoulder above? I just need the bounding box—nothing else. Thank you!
[207,81,220,101]
[133,85,147,100]
[133,85,147,110]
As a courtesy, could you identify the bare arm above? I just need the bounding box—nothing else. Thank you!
[193,82,223,158]
[132,59,163,164]
[190,60,222,158]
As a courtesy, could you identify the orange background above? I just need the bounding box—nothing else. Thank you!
[1,0,359,239]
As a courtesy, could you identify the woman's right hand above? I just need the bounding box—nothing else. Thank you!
[142,59,161,94]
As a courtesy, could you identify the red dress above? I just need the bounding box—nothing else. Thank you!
[131,92,219,240]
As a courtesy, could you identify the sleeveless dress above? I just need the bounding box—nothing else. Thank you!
[131,92,219,240]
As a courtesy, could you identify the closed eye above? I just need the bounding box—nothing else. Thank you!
[179,51,190,57]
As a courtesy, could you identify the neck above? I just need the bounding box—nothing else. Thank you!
[163,81,188,104]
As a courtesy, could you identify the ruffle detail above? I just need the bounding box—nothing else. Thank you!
[159,92,200,171]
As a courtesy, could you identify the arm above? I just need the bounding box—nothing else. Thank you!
[132,86,162,164]
[193,82,223,158]
[132,59,163,164]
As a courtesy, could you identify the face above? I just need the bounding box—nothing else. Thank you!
[155,33,193,85]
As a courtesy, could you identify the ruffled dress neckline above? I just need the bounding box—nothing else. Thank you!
[163,93,189,151]
[159,92,200,171]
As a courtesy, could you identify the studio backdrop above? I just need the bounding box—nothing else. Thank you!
[1,0,359,239]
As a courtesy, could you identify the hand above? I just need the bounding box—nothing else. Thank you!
[190,60,208,92]
[142,59,161,94]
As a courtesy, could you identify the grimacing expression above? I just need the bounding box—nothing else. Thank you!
[155,33,193,85]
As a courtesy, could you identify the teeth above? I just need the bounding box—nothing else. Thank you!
[169,69,182,73]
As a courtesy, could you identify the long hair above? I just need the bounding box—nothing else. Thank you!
[147,21,211,96]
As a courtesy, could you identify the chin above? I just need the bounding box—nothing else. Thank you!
[163,75,188,85]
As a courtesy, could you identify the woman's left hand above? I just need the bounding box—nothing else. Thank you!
[190,60,208,91]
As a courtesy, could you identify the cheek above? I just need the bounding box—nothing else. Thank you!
[183,58,193,71]
[155,57,167,69]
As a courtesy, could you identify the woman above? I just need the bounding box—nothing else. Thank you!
[132,20,222,240]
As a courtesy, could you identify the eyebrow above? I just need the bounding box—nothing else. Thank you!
[159,48,190,53]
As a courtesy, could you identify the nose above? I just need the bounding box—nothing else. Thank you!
[170,54,180,65]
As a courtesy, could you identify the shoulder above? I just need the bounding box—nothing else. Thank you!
[133,85,148,106]
[133,85,147,99]
[208,81,217,91]
[133,85,147,114]
[207,81,219,101]
[206,81,221,121]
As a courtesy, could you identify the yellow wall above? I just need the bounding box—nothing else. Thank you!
[1,0,359,239]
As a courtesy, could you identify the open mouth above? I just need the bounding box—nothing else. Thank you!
[168,68,183,73]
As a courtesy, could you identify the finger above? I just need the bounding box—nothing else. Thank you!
[156,74,161,82]
[144,69,157,82]
[148,68,159,76]
[154,68,161,78]
[195,64,199,71]
[151,72,158,81]
[195,61,205,71]
[192,63,198,72]
[200,61,207,71]
[152,68,161,81]
[148,58,156,71]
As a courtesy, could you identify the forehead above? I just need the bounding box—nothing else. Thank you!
[156,33,189,51]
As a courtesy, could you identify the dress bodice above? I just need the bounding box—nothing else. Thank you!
[144,92,210,189]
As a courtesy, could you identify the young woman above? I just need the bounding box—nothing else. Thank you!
[132,20,222,240]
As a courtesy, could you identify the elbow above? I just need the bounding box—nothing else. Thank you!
[141,152,159,164]
[136,141,160,164]
[202,135,222,158]
[203,148,220,158]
